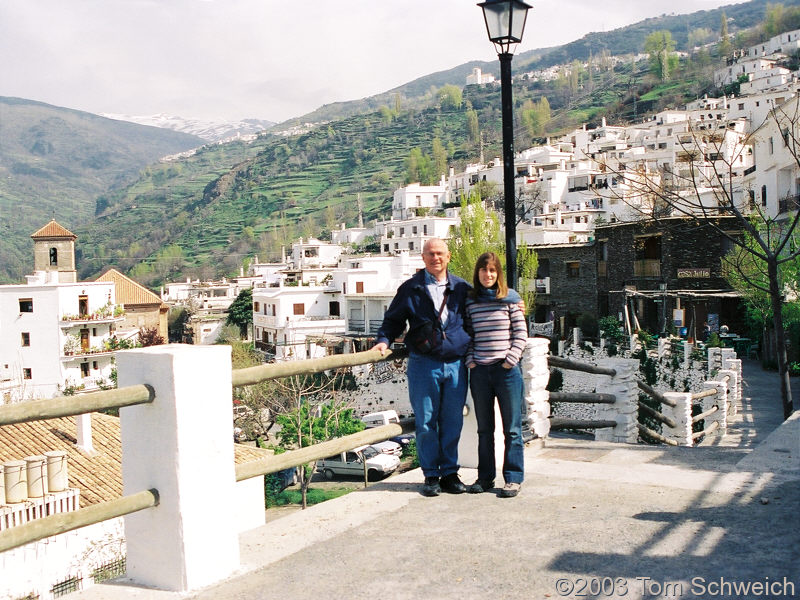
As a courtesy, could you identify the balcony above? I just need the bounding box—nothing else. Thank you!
[61,349,114,360]
[60,314,124,328]
[348,319,382,335]
[633,259,662,278]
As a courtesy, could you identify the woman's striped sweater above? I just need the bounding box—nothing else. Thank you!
[465,297,528,367]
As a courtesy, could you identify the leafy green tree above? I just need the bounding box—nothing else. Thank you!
[718,12,732,59]
[432,137,448,182]
[521,97,551,137]
[517,243,538,316]
[437,84,463,110]
[405,147,435,185]
[466,108,480,144]
[447,190,503,281]
[226,287,253,339]
[644,30,678,81]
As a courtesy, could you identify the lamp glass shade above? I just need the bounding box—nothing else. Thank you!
[479,0,530,44]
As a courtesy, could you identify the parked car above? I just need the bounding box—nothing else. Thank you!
[317,445,400,480]
[370,440,402,457]
[361,410,400,428]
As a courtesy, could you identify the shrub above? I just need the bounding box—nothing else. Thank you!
[598,316,626,344]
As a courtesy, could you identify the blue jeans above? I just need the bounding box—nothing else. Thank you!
[469,362,524,484]
[407,354,468,478]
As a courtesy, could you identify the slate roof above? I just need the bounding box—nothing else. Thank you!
[30,220,77,240]
[0,413,271,507]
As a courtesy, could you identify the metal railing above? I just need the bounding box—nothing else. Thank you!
[0,347,408,554]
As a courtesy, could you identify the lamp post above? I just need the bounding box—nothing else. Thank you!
[478,0,531,290]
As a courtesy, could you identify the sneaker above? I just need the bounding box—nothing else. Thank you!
[468,479,495,494]
[421,476,441,497]
[440,473,467,494]
[499,482,521,498]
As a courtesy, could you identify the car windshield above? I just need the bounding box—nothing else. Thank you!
[361,446,379,459]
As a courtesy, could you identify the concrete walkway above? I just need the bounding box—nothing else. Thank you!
[79,361,800,600]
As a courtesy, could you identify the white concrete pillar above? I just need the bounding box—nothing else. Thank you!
[657,337,668,358]
[594,358,639,443]
[719,367,739,417]
[662,392,693,446]
[629,335,637,353]
[683,341,693,369]
[557,340,566,355]
[722,357,742,412]
[522,338,551,439]
[701,379,728,435]
[116,344,239,592]
[572,327,581,348]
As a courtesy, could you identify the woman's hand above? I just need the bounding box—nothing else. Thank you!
[467,362,476,369]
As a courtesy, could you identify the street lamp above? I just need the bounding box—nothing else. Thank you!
[478,0,531,290]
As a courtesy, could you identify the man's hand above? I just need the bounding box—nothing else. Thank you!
[372,342,389,356]
[467,362,476,369]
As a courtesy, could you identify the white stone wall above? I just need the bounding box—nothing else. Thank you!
[0,517,124,600]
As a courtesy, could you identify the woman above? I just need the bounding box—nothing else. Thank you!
[465,252,528,497]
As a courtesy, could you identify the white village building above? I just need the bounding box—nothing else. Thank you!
[0,221,122,402]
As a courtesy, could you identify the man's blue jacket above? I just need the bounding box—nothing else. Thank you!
[375,269,472,361]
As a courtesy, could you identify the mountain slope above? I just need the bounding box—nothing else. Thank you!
[0,97,203,283]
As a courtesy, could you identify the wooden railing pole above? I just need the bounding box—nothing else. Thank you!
[235,423,404,481]
[232,347,407,388]
[0,384,154,426]
[0,489,158,554]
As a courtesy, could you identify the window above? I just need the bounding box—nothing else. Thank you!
[49,247,58,265]
[566,262,580,278]
[762,185,768,207]
[93,361,99,370]
[19,298,33,313]
[383,244,390,252]
[254,302,260,312]
[423,225,428,235]
[356,282,364,293]
[293,303,304,315]
[769,137,774,154]
[81,363,89,377]
[536,259,550,278]
[738,103,745,110]
[329,301,340,317]
[23,368,32,380]
[78,295,89,317]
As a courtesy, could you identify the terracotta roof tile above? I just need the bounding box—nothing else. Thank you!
[96,269,165,307]
[30,220,77,240]
[0,413,270,507]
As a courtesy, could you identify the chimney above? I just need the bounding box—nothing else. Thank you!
[76,413,94,453]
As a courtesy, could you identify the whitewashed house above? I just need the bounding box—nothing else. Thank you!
[0,221,122,402]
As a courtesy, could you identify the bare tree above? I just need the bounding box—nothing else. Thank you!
[274,371,363,509]
[597,104,800,419]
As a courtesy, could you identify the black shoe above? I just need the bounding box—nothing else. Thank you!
[440,473,466,494]
[468,479,495,494]
[421,477,441,497]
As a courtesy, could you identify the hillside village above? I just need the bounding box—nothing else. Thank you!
[2,18,800,600]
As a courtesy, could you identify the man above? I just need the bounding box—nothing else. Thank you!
[373,238,471,496]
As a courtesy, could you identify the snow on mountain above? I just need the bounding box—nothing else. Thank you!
[101,112,275,142]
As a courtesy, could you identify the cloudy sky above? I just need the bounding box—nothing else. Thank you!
[0,0,746,124]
